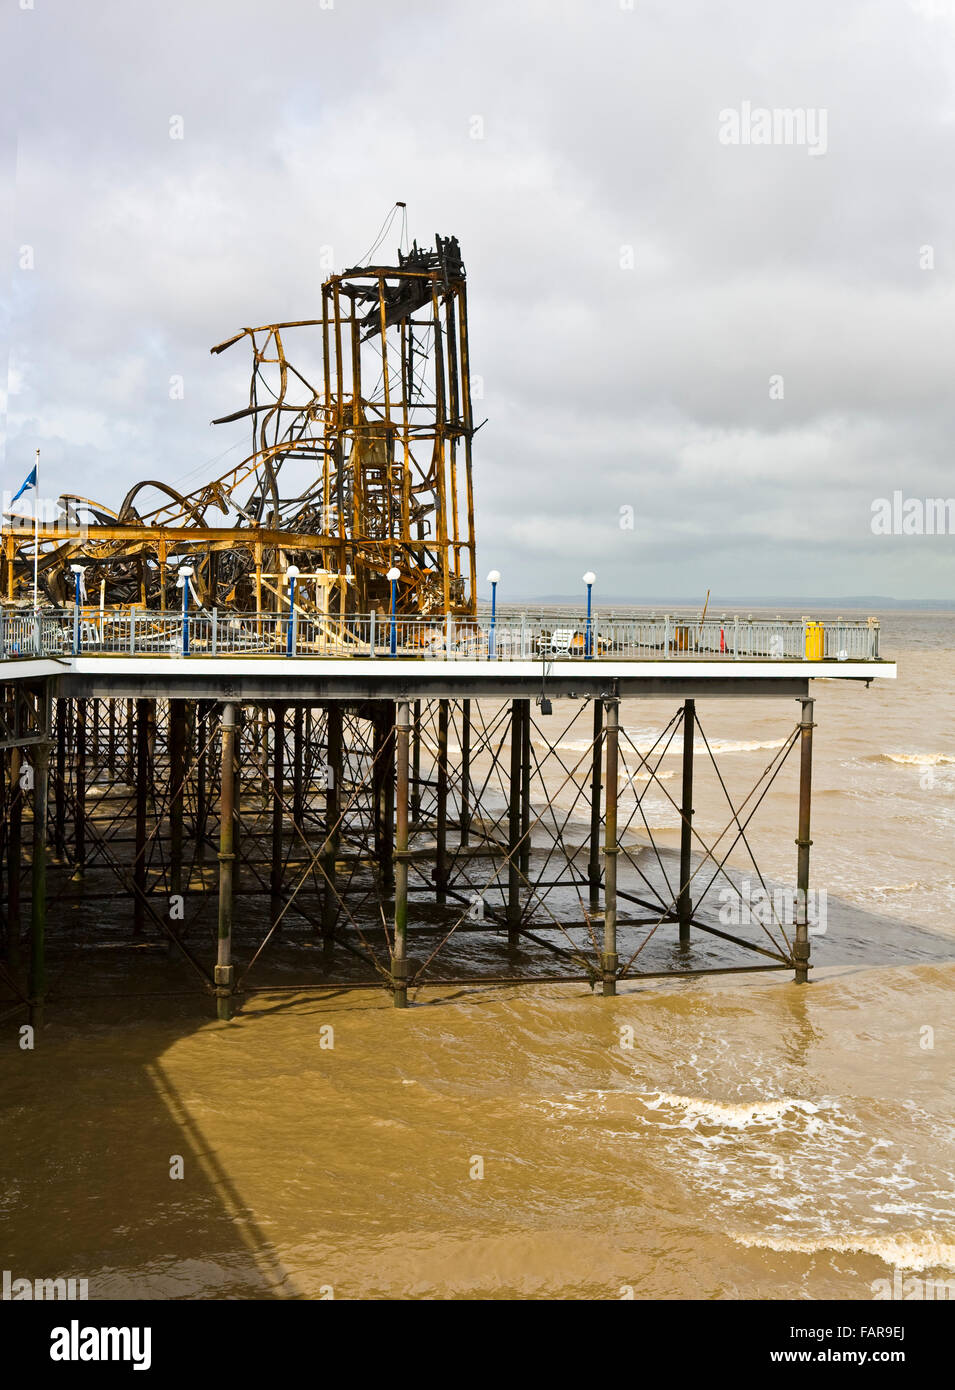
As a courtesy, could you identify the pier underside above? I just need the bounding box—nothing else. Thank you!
[0,665,831,1020]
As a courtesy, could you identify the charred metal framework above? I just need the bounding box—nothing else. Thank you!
[1,234,476,619]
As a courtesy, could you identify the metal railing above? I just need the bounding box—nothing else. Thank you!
[0,607,883,663]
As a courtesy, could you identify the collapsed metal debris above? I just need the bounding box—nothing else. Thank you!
[2,234,476,622]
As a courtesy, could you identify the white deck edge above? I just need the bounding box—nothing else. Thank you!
[1,656,896,681]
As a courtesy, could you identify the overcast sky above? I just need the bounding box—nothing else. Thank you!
[2,0,954,602]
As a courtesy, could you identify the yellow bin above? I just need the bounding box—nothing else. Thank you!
[804,620,824,661]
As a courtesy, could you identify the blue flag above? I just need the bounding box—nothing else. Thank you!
[11,466,37,504]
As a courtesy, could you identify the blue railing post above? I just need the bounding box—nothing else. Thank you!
[583,572,595,659]
[487,569,500,659]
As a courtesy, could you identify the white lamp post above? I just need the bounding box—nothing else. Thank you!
[178,565,194,656]
[286,564,300,656]
[387,567,401,656]
[70,563,84,655]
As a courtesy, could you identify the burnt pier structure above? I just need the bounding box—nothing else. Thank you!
[0,223,895,1020]
[0,644,893,1022]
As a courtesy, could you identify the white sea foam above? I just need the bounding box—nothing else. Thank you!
[543,1089,824,1131]
[551,740,676,781]
[547,738,596,755]
[882,752,955,766]
[708,738,787,755]
[730,1228,955,1273]
[622,734,787,756]
[638,1092,821,1129]
[539,1087,955,1268]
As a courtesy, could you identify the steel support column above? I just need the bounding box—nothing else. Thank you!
[54,701,66,858]
[459,698,471,847]
[794,696,815,985]
[133,699,149,935]
[588,698,603,909]
[411,699,421,825]
[215,702,237,1020]
[107,698,116,776]
[678,698,695,945]
[270,702,286,905]
[321,702,342,947]
[73,698,86,881]
[28,740,50,1026]
[392,699,410,1008]
[292,702,305,833]
[7,749,21,969]
[169,698,186,905]
[519,698,531,875]
[507,698,522,944]
[602,697,619,996]
[435,699,449,903]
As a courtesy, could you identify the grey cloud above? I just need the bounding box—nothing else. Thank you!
[3,0,954,601]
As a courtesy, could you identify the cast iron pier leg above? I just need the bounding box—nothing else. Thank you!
[392,699,410,1008]
[602,697,619,997]
[7,748,22,971]
[215,702,236,1020]
[794,696,815,985]
[459,698,471,847]
[507,698,522,945]
[588,699,603,909]
[271,702,286,908]
[73,698,86,882]
[435,699,448,903]
[29,740,50,1027]
[678,698,695,945]
[321,703,342,950]
[133,699,149,935]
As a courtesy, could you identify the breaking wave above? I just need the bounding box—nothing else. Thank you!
[637,1092,821,1130]
[880,752,955,767]
[622,734,787,756]
[731,1228,955,1273]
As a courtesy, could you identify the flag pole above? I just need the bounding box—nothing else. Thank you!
[33,448,40,615]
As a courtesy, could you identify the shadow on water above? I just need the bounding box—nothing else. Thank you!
[1,842,953,1300]
[0,981,305,1297]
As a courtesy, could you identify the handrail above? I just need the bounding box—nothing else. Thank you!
[0,608,885,663]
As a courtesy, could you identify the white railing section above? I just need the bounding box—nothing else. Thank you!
[0,608,883,663]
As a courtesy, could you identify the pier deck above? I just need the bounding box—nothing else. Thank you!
[0,619,896,1021]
